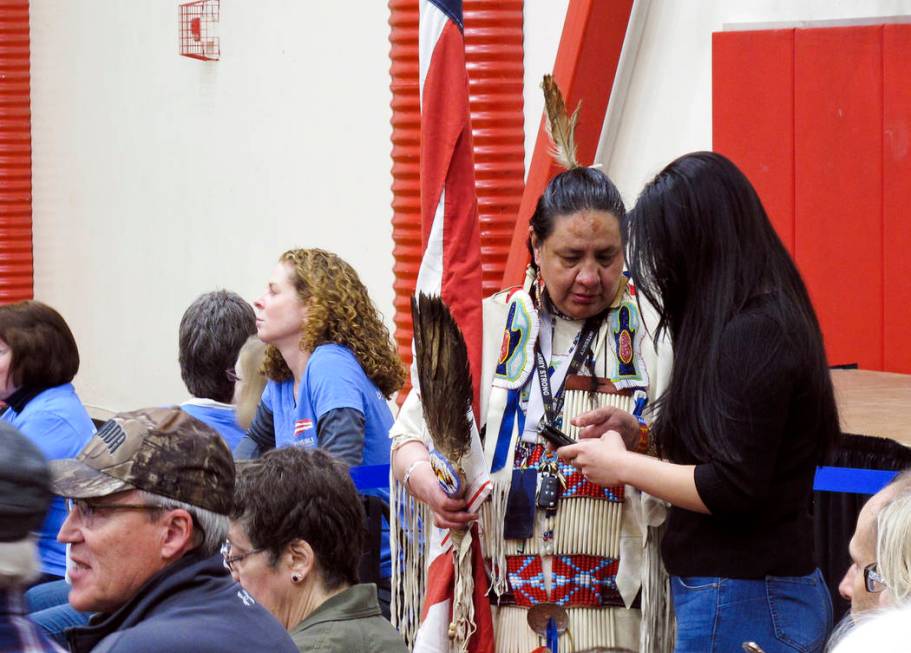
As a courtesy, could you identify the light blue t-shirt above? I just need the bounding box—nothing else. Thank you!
[180,400,245,452]
[262,344,393,466]
[262,343,393,577]
[2,383,95,577]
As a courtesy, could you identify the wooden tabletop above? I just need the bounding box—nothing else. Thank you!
[832,369,911,446]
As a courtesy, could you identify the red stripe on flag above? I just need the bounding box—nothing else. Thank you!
[421,549,456,622]
[468,526,494,653]
[416,4,491,652]
[419,19,483,416]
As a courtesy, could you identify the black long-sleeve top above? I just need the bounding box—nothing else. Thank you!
[661,299,834,578]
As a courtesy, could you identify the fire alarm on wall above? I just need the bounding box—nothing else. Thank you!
[179,0,220,61]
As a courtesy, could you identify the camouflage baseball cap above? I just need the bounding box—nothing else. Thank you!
[49,406,235,515]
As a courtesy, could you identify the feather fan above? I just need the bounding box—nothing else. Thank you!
[411,293,473,464]
[542,74,581,170]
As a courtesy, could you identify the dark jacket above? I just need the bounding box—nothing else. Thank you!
[67,552,297,653]
[289,584,406,653]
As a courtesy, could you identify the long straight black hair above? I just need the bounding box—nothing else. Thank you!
[626,151,839,464]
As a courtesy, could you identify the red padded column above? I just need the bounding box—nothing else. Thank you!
[0,0,32,302]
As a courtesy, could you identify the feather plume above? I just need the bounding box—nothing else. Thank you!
[542,74,581,170]
[411,293,473,464]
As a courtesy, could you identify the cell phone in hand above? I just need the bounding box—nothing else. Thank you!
[537,422,575,448]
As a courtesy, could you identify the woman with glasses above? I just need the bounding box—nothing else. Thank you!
[0,301,94,583]
[227,447,406,653]
[559,152,840,652]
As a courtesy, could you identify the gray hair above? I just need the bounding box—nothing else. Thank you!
[138,491,228,557]
[0,539,40,589]
[877,492,911,606]
[178,290,256,404]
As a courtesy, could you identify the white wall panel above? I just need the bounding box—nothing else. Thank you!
[30,0,393,413]
[601,0,911,206]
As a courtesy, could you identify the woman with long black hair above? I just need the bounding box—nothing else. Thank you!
[559,151,839,652]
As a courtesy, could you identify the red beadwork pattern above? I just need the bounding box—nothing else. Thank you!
[551,555,622,608]
[506,555,548,607]
[524,444,624,501]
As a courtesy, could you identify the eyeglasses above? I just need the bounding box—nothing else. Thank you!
[221,541,263,572]
[226,368,241,384]
[864,562,887,593]
[66,498,159,527]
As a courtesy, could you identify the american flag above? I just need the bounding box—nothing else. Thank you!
[412,1,493,652]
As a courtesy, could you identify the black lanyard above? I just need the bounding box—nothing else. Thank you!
[533,315,601,426]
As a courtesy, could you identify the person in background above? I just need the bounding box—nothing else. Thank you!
[234,248,405,609]
[228,446,406,653]
[235,248,404,464]
[0,422,65,652]
[560,152,840,652]
[51,406,297,653]
[0,300,95,582]
[232,336,267,431]
[838,472,911,617]
[827,605,911,653]
[872,491,911,608]
[28,296,260,643]
[178,289,256,450]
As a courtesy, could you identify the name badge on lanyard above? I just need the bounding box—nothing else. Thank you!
[532,313,602,516]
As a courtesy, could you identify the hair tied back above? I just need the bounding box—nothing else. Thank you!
[542,74,581,171]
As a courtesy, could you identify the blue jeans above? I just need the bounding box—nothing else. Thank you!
[671,568,833,653]
[25,579,91,646]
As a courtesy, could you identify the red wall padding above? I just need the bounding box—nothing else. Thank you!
[713,29,794,251]
[713,24,911,373]
[794,26,883,370]
[882,25,911,373]
[0,0,33,302]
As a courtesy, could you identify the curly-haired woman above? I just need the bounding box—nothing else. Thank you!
[234,248,405,601]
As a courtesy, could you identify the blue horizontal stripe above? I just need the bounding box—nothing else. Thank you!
[349,464,390,491]
[813,466,897,495]
[351,464,899,495]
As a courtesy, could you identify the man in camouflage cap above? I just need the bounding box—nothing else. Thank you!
[51,406,296,653]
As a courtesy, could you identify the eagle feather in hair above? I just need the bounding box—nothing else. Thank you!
[542,73,581,170]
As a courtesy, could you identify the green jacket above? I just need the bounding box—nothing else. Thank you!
[290,584,406,653]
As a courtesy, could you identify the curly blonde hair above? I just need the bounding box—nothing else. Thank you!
[262,248,405,398]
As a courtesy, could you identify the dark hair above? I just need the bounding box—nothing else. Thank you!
[0,301,79,391]
[626,151,839,463]
[178,290,256,404]
[527,166,626,267]
[232,447,365,590]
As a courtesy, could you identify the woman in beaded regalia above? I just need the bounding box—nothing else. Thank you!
[390,78,671,653]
